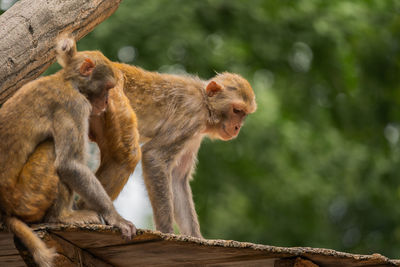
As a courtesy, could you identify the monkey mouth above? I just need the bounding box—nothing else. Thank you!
[221,125,233,140]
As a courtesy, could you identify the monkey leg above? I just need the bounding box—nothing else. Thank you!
[90,84,141,201]
[5,141,101,225]
[44,181,102,225]
[1,143,58,267]
[2,141,59,223]
[55,210,102,224]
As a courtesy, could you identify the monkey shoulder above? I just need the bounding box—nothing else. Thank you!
[4,75,91,128]
[42,78,91,118]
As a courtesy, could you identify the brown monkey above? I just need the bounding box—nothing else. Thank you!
[0,38,136,267]
[89,64,257,238]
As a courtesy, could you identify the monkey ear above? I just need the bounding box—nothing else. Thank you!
[206,81,222,97]
[79,58,95,76]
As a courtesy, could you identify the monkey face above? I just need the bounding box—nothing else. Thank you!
[204,73,256,141]
[87,66,115,115]
[205,100,252,141]
[89,88,110,116]
[74,54,116,116]
[217,102,248,140]
[89,64,116,94]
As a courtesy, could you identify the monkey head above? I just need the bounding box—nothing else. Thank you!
[204,72,257,140]
[64,50,116,115]
[56,37,116,115]
[78,56,116,115]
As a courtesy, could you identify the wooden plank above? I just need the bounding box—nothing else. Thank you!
[1,225,398,267]
[0,231,25,267]
[0,255,26,267]
[41,225,400,267]
[87,240,281,266]
[0,232,20,256]
[47,224,162,248]
[51,230,127,249]
[303,252,396,267]
[49,233,112,267]
[14,228,112,267]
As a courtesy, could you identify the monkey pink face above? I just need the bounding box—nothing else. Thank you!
[78,57,116,116]
[89,80,115,116]
[204,74,256,141]
[217,103,247,140]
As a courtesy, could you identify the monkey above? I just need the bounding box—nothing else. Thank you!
[87,64,257,238]
[0,37,136,267]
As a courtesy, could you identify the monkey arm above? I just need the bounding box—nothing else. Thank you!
[56,159,113,214]
[92,87,141,200]
[171,138,203,238]
[52,111,114,215]
[51,110,136,239]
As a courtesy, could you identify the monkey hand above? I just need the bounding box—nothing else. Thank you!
[102,212,137,240]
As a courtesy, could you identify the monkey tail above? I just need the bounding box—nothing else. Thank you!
[56,34,77,68]
[4,216,55,267]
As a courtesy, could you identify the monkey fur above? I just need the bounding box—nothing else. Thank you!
[0,37,136,267]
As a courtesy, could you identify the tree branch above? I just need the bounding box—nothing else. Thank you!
[0,0,122,104]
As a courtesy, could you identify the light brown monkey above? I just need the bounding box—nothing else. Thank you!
[0,38,136,267]
[89,64,257,238]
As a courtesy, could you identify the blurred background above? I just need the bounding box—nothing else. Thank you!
[3,0,400,258]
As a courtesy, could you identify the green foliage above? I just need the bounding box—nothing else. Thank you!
[44,0,400,257]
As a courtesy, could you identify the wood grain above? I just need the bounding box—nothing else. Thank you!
[0,0,122,104]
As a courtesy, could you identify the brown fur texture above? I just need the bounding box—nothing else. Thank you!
[0,38,135,267]
[88,69,141,201]
[95,63,257,238]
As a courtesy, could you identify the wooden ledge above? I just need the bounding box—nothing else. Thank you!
[0,223,399,266]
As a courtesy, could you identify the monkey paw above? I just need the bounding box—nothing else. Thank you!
[118,219,137,240]
[102,213,136,240]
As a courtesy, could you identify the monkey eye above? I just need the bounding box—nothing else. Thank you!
[233,108,241,114]
[233,107,247,118]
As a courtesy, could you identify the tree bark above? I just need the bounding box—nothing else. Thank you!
[0,0,122,105]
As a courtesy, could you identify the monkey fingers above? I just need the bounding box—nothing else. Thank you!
[102,212,137,240]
